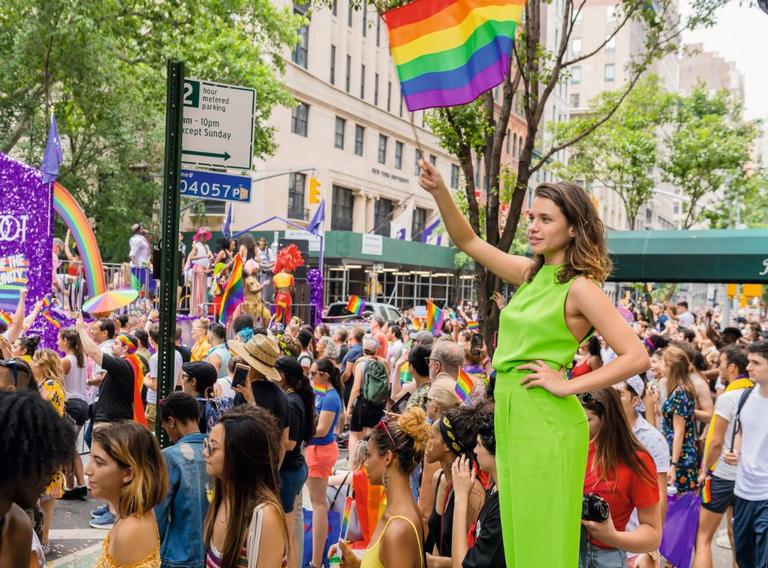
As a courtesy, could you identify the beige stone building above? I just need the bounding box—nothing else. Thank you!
[679,43,745,103]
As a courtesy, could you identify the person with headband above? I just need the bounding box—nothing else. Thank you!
[451,403,504,568]
[423,407,485,565]
[419,162,649,566]
[330,407,431,568]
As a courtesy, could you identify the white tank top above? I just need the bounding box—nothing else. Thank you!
[63,354,88,401]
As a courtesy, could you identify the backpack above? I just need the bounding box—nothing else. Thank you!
[198,396,234,433]
[729,386,755,450]
[361,359,389,406]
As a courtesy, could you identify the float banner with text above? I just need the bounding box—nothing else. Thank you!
[0,153,53,312]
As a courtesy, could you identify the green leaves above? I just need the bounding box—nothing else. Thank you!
[0,0,301,260]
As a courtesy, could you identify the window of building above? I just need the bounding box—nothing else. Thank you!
[399,95,404,117]
[360,64,366,99]
[412,207,427,241]
[332,186,354,230]
[475,156,481,187]
[354,125,365,156]
[374,73,379,106]
[348,3,353,26]
[604,63,615,82]
[450,164,460,189]
[387,82,392,112]
[291,102,309,136]
[506,129,511,154]
[291,14,309,68]
[378,134,388,164]
[362,3,367,36]
[570,93,580,107]
[571,38,582,54]
[287,173,306,219]
[606,5,616,20]
[395,141,403,169]
[606,35,616,51]
[512,133,517,157]
[345,55,351,92]
[518,136,523,158]
[330,45,336,84]
[334,117,346,149]
[376,17,381,46]
[429,154,436,166]
[571,66,581,84]
[332,0,337,16]
[374,198,394,236]
[414,148,423,174]
[574,10,582,24]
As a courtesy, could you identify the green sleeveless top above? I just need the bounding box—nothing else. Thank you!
[492,264,583,373]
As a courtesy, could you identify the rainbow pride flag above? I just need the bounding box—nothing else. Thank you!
[382,0,524,111]
[467,320,480,332]
[426,301,445,335]
[218,254,244,325]
[340,495,354,540]
[456,367,473,403]
[0,310,12,327]
[346,295,366,316]
[313,383,329,398]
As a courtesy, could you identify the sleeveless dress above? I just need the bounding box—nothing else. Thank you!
[492,264,589,567]
[94,523,161,568]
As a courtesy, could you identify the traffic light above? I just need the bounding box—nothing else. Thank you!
[308,176,321,204]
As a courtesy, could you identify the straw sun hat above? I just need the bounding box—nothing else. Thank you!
[229,335,281,382]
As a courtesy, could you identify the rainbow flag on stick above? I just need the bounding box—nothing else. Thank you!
[456,367,473,403]
[218,255,244,325]
[339,495,354,541]
[0,311,12,327]
[467,320,480,332]
[426,301,445,335]
[382,0,524,111]
[346,295,366,316]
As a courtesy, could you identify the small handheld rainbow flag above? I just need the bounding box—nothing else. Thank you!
[382,0,525,111]
[346,295,366,316]
[218,254,244,325]
[426,301,445,335]
[339,495,354,541]
[0,310,12,327]
[456,368,473,403]
[467,320,480,332]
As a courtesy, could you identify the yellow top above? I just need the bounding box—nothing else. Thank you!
[191,338,211,362]
[360,515,423,568]
[273,272,294,289]
[94,525,161,568]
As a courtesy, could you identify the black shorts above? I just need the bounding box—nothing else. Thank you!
[65,398,89,426]
[701,475,735,514]
[350,398,384,432]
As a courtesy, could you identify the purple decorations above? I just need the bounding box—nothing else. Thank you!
[0,154,54,328]
[306,268,324,326]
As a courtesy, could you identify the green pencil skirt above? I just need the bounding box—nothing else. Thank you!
[494,371,589,567]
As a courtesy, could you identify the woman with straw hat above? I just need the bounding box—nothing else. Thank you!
[229,335,291,462]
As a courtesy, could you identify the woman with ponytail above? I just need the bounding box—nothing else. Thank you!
[331,407,431,568]
[274,356,316,568]
[58,327,89,499]
[661,345,700,494]
[306,357,344,568]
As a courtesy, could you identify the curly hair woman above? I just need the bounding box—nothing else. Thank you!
[0,390,74,567]
[420,162,649,566]
[331,407,431,568]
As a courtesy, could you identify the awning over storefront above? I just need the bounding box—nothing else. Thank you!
[607,230,768,284]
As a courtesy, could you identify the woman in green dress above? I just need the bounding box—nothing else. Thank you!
[418,161,650,567]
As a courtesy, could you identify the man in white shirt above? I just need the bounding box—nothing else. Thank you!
[676,301,695,329]
[694,346,752,568]
[728,341,768,568]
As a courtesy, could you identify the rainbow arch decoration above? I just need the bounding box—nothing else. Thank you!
[53,182,107,297]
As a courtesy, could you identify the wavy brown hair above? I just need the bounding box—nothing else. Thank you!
[580,388,656,486]
[663,346,696,398]
[526,182,612,284]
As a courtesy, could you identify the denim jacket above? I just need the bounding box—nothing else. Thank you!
[154,432,209,568]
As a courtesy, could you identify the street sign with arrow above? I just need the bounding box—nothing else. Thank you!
[181,78,255,171]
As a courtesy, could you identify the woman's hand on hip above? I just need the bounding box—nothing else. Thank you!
[517,361,573,397]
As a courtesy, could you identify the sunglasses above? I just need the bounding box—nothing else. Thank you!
[203,438,219,455]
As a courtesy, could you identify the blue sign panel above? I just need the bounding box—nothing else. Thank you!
[180,169,252,203]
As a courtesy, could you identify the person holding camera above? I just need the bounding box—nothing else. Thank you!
[579,389,662,568]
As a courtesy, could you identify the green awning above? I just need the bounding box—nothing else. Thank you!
[607,230,768,283]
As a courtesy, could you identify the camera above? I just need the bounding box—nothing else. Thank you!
[582,493,609,522]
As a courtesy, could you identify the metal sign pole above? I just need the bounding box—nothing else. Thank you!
[157,60,185,446]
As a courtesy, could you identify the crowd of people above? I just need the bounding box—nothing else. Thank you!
[1,162,768,568]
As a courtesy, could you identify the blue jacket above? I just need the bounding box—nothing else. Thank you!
[154,432,209,568]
